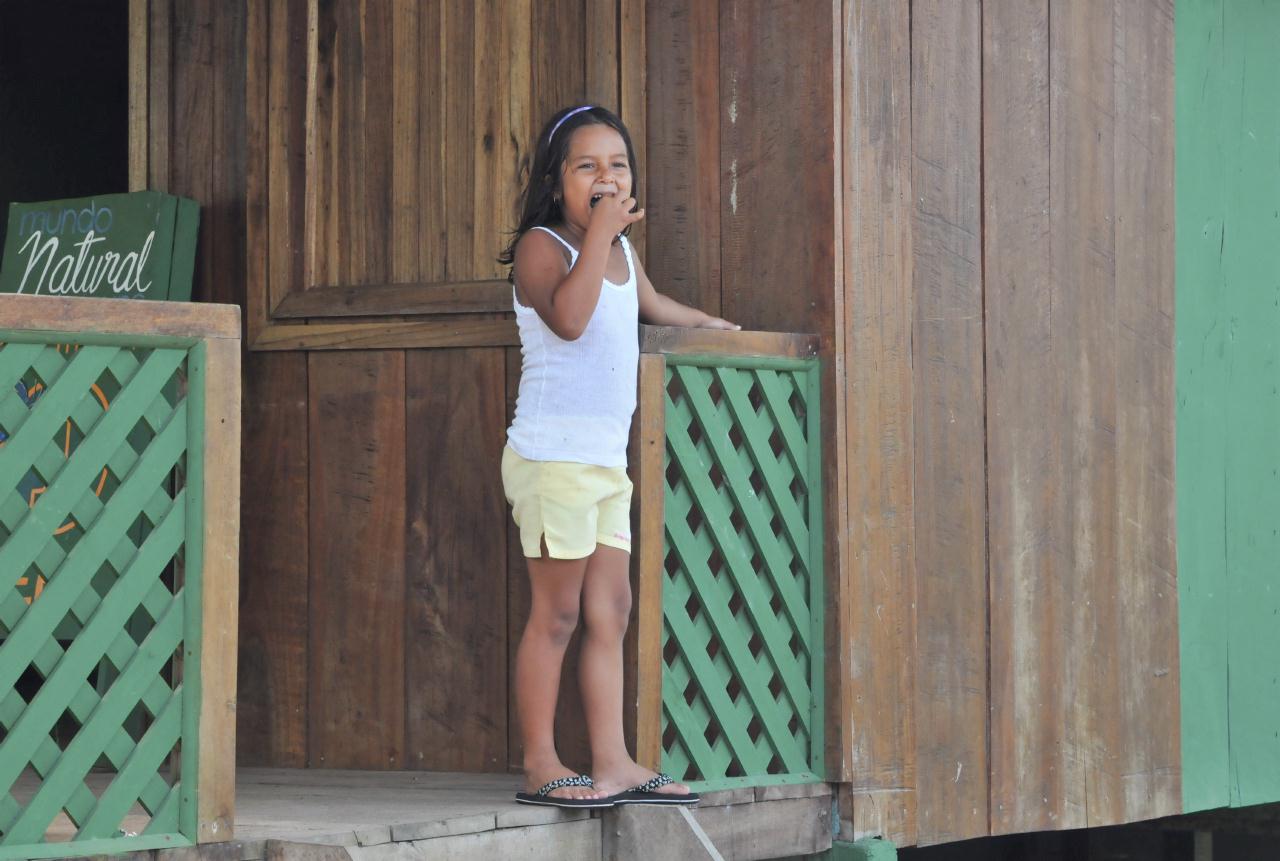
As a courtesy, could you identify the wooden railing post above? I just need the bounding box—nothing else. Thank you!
[635,352,667,770]
[634,325,823,792]
[0,294,240,859]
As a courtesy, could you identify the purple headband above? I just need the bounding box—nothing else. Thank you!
[548,106,594,142]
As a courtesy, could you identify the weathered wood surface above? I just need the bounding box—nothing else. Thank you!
[307,352,407,769]
[249,318,518,351]
[31,770,831,859]
[1111,0,1179,821]
[635,354,667,770]
[837,3,916,844]
[405,349,507,772]
[645,0,721,314]
[0,294,239,340]
[718,0,834,338]
[271,282,511,319]
[197,336,243,842]
[909,0,989,846]
[238,351,310,767]
[832,0,1178,846]
[983,0,1180,837]
[983,0,1061,835]
[244,0,642,348]
[640,325,819,360]
[141,0,1182,846]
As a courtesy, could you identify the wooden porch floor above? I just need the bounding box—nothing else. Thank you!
[26,768,833,860]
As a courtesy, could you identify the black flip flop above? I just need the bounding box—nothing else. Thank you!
[515,774,616,809]
[612,772,700,806]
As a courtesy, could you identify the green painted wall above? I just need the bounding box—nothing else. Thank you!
[1177,0,1280,813]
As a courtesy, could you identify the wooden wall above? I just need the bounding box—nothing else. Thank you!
[135,0,633,774]
[838,0,1180,847]
[141,0,827,777]
[139,0,1182,847]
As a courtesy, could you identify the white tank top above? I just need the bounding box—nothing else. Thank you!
[507,226,639,467]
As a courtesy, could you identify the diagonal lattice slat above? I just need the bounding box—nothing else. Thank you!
[660,356,824,790]
[0,340,192,852]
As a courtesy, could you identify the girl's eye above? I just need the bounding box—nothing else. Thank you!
[613,162,629,170]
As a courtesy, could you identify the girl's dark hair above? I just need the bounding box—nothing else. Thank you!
[497,105,639,274]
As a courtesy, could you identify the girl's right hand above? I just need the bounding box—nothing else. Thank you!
[587,194,645,238]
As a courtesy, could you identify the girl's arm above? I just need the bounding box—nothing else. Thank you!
[514,195,644,341]
[636,256,740,330]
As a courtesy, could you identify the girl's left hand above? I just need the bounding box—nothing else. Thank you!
[699,316,741,331]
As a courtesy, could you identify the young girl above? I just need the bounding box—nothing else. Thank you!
[500,105,737,808]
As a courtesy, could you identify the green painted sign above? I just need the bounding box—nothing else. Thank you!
[0,191,198,302]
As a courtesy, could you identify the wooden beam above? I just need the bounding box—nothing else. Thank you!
[635,353,667,770]
[910,0,988,844]
[128,0,149,191]
[249,318,518,351]
[838,4,916,838]
[0,295,240,340]
[270,280,512,318]
[196,336,242,843]
[639,325,818,359]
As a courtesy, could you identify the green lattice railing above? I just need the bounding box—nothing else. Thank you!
[655,348,824,791]
[0,295,240,860]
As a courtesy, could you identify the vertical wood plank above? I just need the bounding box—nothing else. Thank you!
[645,0,721,314]
[443,0,474,281]
[334,0,367,288]
[531,0,585,123]
[840,785,916,847]
[1111,0,1179,823]
[405,349,507,771]
[584,0,619,108]
[307,351,407,769]
[390,0,420,284]
[170,0,214,301]
[1052,0,1119,829]
[147,0,171,191]
[129,0,149,191]
[267,0,308,310]
[840,0,916,838]
[619,0,646,256]
[362,0,393,287]
[246,0,270,339]
[196,336,241,843]
[473,0,531,281]
[416,0,446,282]
[719,0,834,335]
[910,0,988,845]
[238,353,310,768]
[309,0,337,289]
[983,0,1059,836]
[209,0,247,309]
[634,353,666,769]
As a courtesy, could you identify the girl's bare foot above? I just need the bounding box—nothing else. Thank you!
[524,757,607,801]
[590,758,692,797]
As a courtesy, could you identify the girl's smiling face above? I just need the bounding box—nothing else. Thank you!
[558,124,633,233]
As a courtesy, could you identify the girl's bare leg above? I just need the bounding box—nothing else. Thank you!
[578,544,691,797]
[516,549,604,800]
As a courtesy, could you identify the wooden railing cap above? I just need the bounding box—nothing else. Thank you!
[640,325,819,359]
[0,294,241,340]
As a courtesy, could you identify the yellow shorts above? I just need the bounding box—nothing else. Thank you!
[501,445,633,559]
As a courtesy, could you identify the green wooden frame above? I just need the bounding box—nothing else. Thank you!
[654,350,825,790]
[0,294,239,859]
